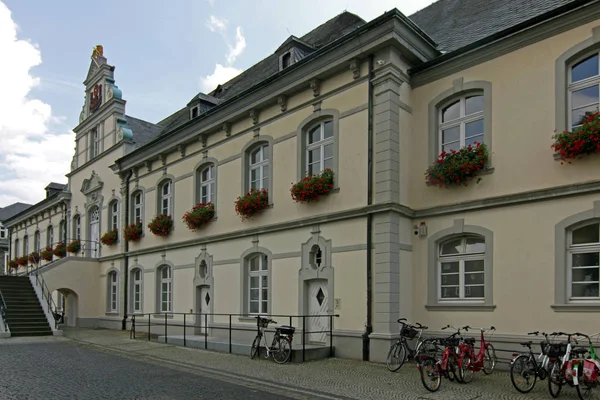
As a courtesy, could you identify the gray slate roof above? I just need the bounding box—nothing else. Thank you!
[125,115,163,149]
[45,182,66,190]
[0,203,32,222]
[409,0,578,52]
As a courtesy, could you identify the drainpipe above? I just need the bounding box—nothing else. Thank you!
[362,54,374,361]
[121,169,133,330]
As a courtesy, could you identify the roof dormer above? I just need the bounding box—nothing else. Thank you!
[276,35,315,71]
[187,93,223,120]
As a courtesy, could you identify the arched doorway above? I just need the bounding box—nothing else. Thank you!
[52,288,79,327]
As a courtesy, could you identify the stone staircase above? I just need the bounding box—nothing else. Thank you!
[0,276,53,337]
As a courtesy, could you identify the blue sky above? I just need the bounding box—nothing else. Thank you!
[0,0,434,207]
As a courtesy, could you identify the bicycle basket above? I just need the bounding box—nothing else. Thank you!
[546,343,567,358]
[277,325,296,336]
[400,325,418,339]
[257,318,270,328]
[442,337,460,348]
[540,341,550,355]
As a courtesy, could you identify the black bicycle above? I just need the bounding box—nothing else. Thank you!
[386,318,430,372]
[509,331,561,393]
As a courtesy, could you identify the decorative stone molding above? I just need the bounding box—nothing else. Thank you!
[200,134,208,148]
[310,79,321,97]
[178,144,186,158]
[277,95,287,112]
[249,109,259,125]
[160,154,167,167]
[222,122,231,137]
[349,58,360,79]
[80,171,103,195]
[253,128,260,138]
[144,161,151,173]
[313,101,322,112]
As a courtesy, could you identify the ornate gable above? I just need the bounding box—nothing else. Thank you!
[81,171,104,195]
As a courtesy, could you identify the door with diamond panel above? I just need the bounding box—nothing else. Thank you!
[199,286,210,315]
[307,279,329,344]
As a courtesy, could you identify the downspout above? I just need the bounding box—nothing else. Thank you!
[121,169,133,330]
[362,54,374,361]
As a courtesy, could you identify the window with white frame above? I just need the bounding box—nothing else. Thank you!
[34,231,40,252]
[108,271,118,312]
[159,266,172,312]
[23,235,28,256]
[248,145,269,191]
[14,238,19,258]
[159,181,172,216]
[47,226,53,247]
[90,128,100,158]
[197,164,215,204]
[438,236,486,301]
[132,192,143,224]
[568,221,600,299]
[306,120,334,175]
[132,269,142,313]
[59,220,66,243]
[57,292,64,312]
[73,215,81,240]
[568,53,600,129]
[438,95,484,154]
[248,254,269,314]
[110,201,119,232]
[0,225,6,239]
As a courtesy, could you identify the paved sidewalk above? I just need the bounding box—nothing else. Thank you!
[51,328,582,399]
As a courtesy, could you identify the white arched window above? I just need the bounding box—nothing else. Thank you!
[108,271,118,312]
[568,53,600,129]
[47,226,53,247]
[568,221,600,299]
[34,231,40,252]
[438,94,484,153]
[132,191,143,224]
[109,200,119,232]
[248,253,268,314]
[197,164,215,204]
[248,145,269,191]
[131,268,143,313]
[438,236,486,301]
[73,215,81,240]
[159,181,173,215]
[159,265,172,312]
[306,120,334,175]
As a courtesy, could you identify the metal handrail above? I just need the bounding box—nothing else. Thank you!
[33,266,60,330]
[0,289,8,332]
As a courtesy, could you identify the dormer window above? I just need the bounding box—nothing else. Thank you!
[191,106,199,119]
[282,52,291,69]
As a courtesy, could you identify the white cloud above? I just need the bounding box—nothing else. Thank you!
[199,63,242,93]
[200,16,246,93]
[0,1,74,207]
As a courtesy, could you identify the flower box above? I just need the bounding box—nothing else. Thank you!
[28,251,40,264]
[67,239,81,254]
[53,242,66,258]
[234,188,269,220]
[40,247,53,262]
[124,222,143,242]
[100,230,118,246]
[148,214,173,237]
[425,142,488,187]
[552,111,600,163]
[8,260,17,270]
[290,168,335,203]
[182,203,215,231]
[17,256,28,266]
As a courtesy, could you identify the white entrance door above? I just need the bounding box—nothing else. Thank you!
[199,286,210,315]
[90,207,100,257]
[307,279,329,344]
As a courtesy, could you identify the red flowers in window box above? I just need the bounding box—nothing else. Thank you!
[234,188,269,220]
[67,239,81,253]
[426,142,488,187]
[148,214,173,237]
[40,247,53,262]
[290,168,335,203]
[124,222,143,242]
[8,260,17,270]
[552,111,600,163]
[28,251,40,264]
[17,256,28,266]
[100,230,118,246]
[182,202,215,231]
[53,242,66,258]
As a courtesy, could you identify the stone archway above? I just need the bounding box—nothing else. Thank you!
[53,288,79,327]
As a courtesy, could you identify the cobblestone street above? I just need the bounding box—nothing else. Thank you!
[0,329,589,399]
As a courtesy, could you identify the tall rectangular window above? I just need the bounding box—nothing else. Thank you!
[133,192,143,224]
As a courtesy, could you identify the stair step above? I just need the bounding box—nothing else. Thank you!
[9,325,51,332]
[10,332,52,337]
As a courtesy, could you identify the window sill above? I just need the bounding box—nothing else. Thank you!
[551,304,600,312]
[105,312,119,316]
[153,313,174,319]
[425,303,496,311]
[426,167,495,187]
[238,316,260,323]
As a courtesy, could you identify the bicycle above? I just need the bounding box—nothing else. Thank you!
[509,331,558,393]
[457,325,497,383]
[250,316,295,364]
[386,318,430,372]
[417,326,465,392]
[548,331,588,398]
[567,332,600,400]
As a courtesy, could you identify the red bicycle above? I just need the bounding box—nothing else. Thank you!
[457,325,498,383]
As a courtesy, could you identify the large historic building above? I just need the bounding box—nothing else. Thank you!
[3,0,600,362]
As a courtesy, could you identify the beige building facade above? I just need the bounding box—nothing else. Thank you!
[4,0,600,362]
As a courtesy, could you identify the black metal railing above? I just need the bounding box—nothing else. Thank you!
[0,289,8,332]
[130,312,339,362]
[31,266,60,330]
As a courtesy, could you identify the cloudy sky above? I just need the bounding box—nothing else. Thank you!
[0,0,436,207]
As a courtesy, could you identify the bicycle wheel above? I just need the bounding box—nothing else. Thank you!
[272,336,292,364]
[386,342,407,372]
[250,335,261,359]
[576,379,600,400]
[483,343,498,374]
[510,355,537,394]
[447,353,462,383]
[419,356,441,392]
[459,353,474,384]
[548,362,563,398]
